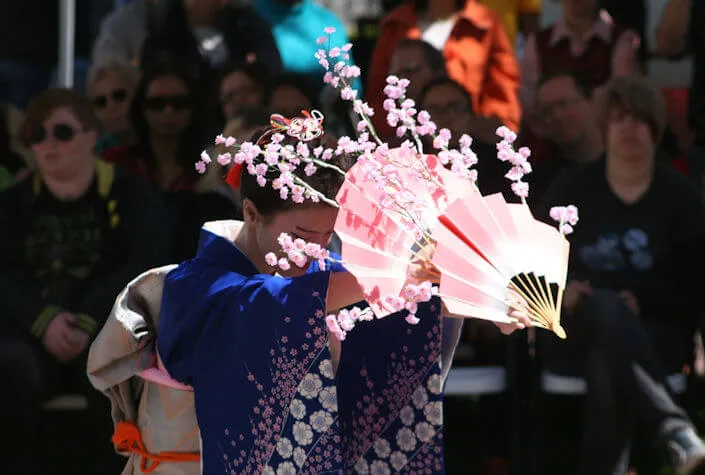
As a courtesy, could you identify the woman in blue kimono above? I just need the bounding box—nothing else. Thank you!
[156,132,528,474]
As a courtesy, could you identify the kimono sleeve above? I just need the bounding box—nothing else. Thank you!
[158,267,332,387]
[337,299,446,472]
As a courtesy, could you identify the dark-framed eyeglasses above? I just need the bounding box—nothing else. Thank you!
[27,123,82,146]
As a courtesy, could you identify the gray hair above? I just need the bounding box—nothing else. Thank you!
[87,56,141,92]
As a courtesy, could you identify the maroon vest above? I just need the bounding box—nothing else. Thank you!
[535,23,626,91]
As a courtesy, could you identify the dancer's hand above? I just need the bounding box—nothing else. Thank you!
[407,241,440,286]
[495,290,533,335]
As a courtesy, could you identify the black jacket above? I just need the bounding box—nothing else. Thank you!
[537,156,705,328]
[0,160,171,339]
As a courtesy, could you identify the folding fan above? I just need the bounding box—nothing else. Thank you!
[334,147,469,317]
[430,189,570,338]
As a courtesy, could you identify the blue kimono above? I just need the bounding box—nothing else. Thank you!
[158,221,453,474]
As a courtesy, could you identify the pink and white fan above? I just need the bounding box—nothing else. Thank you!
[334,147,469,317]
[430,188,570,338]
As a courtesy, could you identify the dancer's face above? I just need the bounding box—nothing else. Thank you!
[246,201,339,277]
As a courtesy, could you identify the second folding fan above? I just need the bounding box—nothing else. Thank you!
[431,189,570,338]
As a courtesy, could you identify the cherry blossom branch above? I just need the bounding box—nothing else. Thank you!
[193,26,581,337]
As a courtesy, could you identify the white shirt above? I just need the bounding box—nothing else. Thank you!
[419,15,457,51]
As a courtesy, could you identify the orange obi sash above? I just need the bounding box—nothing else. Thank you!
[112,421,200,473]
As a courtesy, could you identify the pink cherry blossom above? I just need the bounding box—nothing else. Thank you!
[325,315,345,341]
[511,181,529,198]
[277,258,290,271]
[217,153,232,166]
[265,253,278,266]
[549,205,580,235]
[405,314,420,325]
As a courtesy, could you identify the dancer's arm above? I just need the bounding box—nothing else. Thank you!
[326,271,365,313]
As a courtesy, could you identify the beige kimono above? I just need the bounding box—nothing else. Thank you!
[87,266,201,475]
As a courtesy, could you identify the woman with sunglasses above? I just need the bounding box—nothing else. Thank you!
[0,87,171,474]
[102,60,206,192]
[87,57,141,155]
[103,60,240,262]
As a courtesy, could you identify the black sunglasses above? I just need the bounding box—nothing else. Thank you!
[144,95,191,111]
[92,88,128,109]
[27,123,81,146]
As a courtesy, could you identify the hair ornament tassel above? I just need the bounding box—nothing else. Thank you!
[225,162,244,189]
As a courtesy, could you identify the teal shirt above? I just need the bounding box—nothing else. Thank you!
[252,0,362,93]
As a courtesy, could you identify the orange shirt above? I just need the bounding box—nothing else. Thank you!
[366,0,521,138]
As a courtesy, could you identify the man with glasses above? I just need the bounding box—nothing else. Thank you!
[528,70,603,207]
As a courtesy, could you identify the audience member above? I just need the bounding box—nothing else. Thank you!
[215,61,272,124]
[92,0,160,66]
[102,59,236,261]
[103,59,207,191]
[367,0,521,143]
[520,0,639,117]
[418,76,512,197]
[86,56,141,154]
[537,74,705,475]
[528,70,603,206]
[388,38,447,101]
[140,0,282,89]
[0,88,170,475]
[268,73,321,119]
[654,0,705,197]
